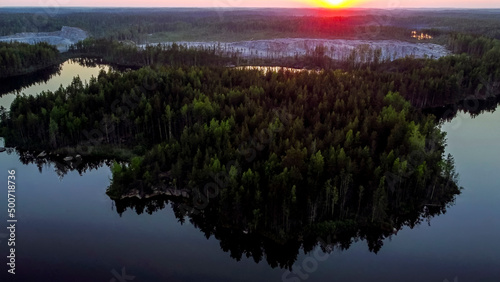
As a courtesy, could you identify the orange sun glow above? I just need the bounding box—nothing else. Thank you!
[326,0,345,6]
[309,0,361,8]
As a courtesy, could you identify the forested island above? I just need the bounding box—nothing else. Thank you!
[0,58,462,233]
[1,65,462,265]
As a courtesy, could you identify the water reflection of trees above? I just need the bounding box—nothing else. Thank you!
[426,95,500,121]
[0,58,127,98]
[109,164,460,270]
[0,64,62,96]
[15,149,112,178]
[70,57,137,72]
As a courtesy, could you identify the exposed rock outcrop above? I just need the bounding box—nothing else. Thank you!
[63,156,74,161]
[144,38,450,62]
[0,26,88,52]
[120,187,190,200]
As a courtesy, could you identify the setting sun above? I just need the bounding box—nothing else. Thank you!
[309,0,359,9]
[326,0,345,7]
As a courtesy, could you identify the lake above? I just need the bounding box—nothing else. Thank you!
[0,59,109,109]
[0,61,499,281]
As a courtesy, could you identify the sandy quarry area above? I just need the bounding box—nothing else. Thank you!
[0,26,88,52]
[145,38,450,61]
[0,28,450,61]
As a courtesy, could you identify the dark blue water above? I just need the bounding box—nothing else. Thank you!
[0,62,499,281]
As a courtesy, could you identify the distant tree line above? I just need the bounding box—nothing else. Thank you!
[1,9,500,45]
[68,38,234,67]
[0,11,413,43]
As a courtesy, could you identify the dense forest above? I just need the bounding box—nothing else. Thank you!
[0,41,60,77]
[0,10,421,43]
[64,33,500,110]
[368,42,500,108]
[0,7,498,102]
[1,31,498,103]
[2,31,498,200]
[1,9,499,43]
[0,65,460,233]
[1,12,498,205]
[68,38,234,67]
[0,65,461,267]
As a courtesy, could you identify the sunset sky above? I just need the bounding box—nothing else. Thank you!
[1,0,499,8]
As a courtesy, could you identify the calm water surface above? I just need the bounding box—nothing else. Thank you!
[0,60,109,109]
[0,62,499,281]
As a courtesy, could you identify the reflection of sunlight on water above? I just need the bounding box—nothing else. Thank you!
[0,60,109,109]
